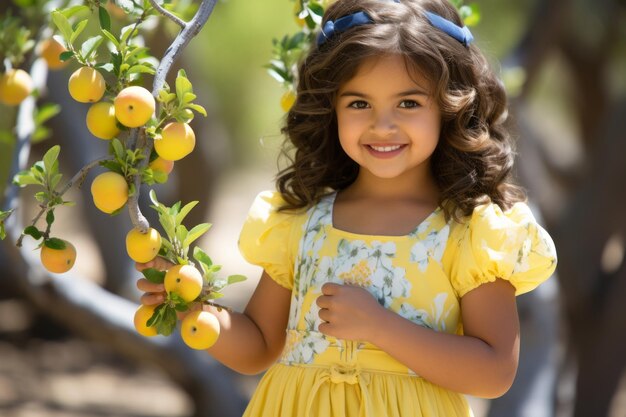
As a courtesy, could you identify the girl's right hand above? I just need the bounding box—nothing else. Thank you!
[135,257,174,306]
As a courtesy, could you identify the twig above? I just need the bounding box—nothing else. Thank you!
[15,155,113,247]
[147,0,187,29]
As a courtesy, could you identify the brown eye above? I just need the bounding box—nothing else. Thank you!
[348,100,369,109]
[399,100,420,109]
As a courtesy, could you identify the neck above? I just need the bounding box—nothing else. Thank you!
[343,169,439,203]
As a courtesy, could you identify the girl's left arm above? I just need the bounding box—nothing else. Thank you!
[317,278,519,398]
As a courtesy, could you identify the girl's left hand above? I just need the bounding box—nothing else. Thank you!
[316,283,385,342]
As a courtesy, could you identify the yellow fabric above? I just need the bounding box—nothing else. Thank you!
[238,191,557,417]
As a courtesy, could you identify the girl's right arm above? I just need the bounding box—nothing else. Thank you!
[137,261,291,375]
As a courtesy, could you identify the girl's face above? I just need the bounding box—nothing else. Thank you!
[335,54,441,184]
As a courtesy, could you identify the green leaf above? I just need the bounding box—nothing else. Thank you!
[59,50,75,62]
[98,6,112,32]
[44,238,66,250]
[175,200,198,225]
[111,138,125,159]
[51,10,73,43]
[101,29,120,49]
[13,170,42,187]
[50,173,63,190]
[142,267,166,283]
[80,35,104,61]
[193,246,213,268]
[127,64,155,75]
[175,224,189,246]
[45,210,55,226]
[158,90,177,104]
[183,223,210,247]
[227,274,247,285]
[182,92,196,103]
[70,19,89,44]
[23,225,42,240]
[152,170,168,184]
[60,4,90,18]
[175,69,193,101]
[34,192,47,203]
[42,145,60,173]
[186,103,207,117]
[120,23,138,44]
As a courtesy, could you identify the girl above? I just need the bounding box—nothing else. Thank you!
[137,0,557,416]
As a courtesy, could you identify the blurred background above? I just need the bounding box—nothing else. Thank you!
[0,0,625,416]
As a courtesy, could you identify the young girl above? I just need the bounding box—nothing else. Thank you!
[137,0,557,415]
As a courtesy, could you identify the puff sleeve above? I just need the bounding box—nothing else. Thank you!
[238,191,301,290]
[449,202,557,297]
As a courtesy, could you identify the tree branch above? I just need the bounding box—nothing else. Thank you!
[128,0,219,233]
[148,0,187,29]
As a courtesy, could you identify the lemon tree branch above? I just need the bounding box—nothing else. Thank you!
[147,0,187,29]
[128,0,218,233]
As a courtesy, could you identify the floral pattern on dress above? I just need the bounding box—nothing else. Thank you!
[410,223,450,271]
[398,293,452,332]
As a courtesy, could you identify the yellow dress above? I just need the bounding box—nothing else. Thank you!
[238,191,557,417]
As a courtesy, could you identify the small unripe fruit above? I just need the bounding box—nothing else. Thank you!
[149,157,174,174]
[91,171,128,213]
[164,264,203,303]
[0,69,33,106]
[40,38,68,70]
[134,304,158,337]
[154,122,196,161]
[86,102,120,139]
[114,86,155,128]
[126,227,162,263]
[40,240,77,274]
[181,310,220,350]
[68,67,106,103]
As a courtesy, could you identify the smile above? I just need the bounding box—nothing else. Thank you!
[367,144,405,152]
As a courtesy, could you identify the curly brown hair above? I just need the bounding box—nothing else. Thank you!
[276,0,525,220]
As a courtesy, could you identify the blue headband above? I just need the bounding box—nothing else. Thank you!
[424,11,474,47]
[316,11,373,46]
[316,3,473,48]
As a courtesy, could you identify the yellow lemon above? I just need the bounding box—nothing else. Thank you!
[149,156,174,174]
[114,86,155,128]
[164,264,203,303]
[40,38,68,70]
[90,171,128,213]
[153,122,196,161]
[68,66,106,103]
[181,310,220,350]
[86,102,120,140]
[40,239,76,274]
[134,304,158,337]
[280,90,296,112]
[0,69,33,106]
[126,227,162,263]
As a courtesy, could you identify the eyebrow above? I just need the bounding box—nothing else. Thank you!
[339,89,429,98]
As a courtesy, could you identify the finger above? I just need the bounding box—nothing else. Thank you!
[321,282,340,295]
[316,294,330,309]
[135,257,173,272]
[318,308,330,323]
[136,278,165,293]
[140,292,165,306]
[318,322,335,337]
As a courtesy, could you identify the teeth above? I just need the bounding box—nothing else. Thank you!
[370,145,402,152]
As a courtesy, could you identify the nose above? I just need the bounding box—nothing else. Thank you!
[369,108,397,136]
